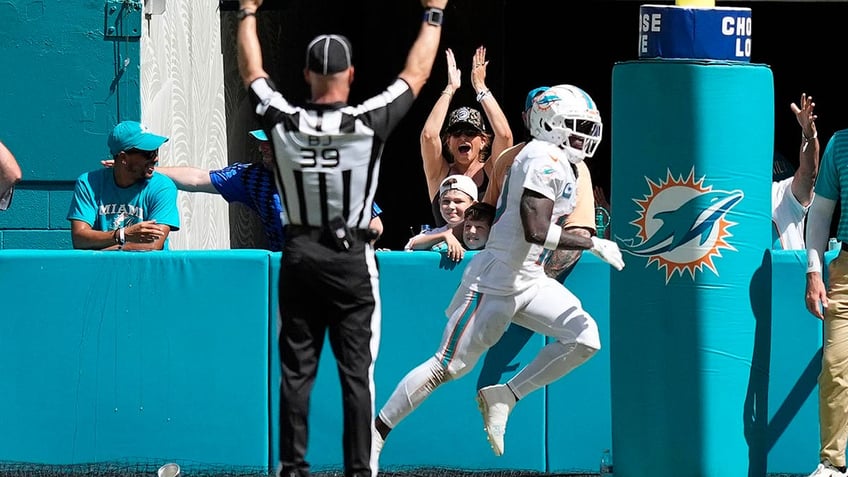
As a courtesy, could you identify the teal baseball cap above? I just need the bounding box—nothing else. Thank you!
[249,129,268,141]
[107,121,169,156]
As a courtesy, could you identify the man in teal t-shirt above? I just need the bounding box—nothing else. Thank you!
[67,121,180,250]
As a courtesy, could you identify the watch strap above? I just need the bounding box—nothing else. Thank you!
[238,8,257,20]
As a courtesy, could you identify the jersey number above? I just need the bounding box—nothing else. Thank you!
[299,148,340,168]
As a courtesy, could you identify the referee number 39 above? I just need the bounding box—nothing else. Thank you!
[298,147,340,168]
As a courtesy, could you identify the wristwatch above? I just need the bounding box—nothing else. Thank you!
[116,227,126,249]
[423,7,444,27]
[237,8,256,21]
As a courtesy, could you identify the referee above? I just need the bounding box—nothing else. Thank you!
[236,1,448,477]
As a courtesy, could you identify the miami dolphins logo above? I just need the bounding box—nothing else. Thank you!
[618,168,743,282]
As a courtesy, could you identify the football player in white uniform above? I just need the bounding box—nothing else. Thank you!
[374,85,624,458]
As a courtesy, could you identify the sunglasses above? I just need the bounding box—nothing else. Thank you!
[448,128,481,138]
[126,148,159,161]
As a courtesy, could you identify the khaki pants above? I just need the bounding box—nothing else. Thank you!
[820,251,848,466]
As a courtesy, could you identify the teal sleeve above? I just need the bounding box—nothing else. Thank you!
[816,136,839,201]
[146,175,181,230]
[66,174,96,226]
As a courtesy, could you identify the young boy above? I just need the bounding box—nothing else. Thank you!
[462,201,495,250]
[405,174,478,261]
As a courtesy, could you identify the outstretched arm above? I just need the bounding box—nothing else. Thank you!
[421,48,459,199]
[469,45,512,174]
[156,166,217,194]
[237,0,268,88]
[790,92,819,207]
[101,160,217,194]
[397,0,449,97]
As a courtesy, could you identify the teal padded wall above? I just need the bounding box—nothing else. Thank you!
[0,250,270,469]
[0,249,825,474]
[610,60,774,477]
[546,258,612,472]
[767,250,824,474]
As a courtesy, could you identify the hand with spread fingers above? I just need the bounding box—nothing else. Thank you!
[444,48,461,96]
[470,46,489,95]
[791,92,817,141]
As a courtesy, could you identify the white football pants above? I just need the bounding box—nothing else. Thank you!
[378,276,600,428]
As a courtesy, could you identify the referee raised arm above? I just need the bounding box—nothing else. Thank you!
[236,1,448,477]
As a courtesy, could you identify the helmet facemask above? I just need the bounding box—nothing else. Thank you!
[563,117,603,162]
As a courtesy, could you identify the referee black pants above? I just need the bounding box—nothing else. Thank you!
[277,230,381,477]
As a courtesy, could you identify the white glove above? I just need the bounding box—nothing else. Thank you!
[590,236,625,271]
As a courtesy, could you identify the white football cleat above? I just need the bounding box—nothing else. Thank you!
[807,461,847,477]
[476,384,516,456]
[370,426,384,471]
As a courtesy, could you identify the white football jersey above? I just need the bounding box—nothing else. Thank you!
[467,139,578,294]
[771,177,808,250]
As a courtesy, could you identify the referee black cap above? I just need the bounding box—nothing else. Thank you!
[306,34,352,75]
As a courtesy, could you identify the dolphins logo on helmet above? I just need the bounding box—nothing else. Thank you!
[527,84,602,164]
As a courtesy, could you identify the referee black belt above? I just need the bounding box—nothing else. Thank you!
[285,224,377,241]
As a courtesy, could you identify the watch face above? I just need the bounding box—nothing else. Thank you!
[425,9,443,26]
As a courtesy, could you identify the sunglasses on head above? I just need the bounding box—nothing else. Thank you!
[126,148,159,160]
[449,128,481,138]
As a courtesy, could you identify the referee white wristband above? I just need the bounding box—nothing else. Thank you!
[544,223,561,250]
[807,248,822,274]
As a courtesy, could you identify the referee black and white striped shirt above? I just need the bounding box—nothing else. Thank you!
[248,77,414,231]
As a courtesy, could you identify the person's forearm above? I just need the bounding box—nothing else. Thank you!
[398,4,445,97]
[479,95,513,153]
[0,141,22,189]
[805,195,836,273]
[237,8,267,88]
[72,229,122,250]
[156,166,217,193]
[545,250,583,280]
[544,228,592,279]
[421,90,453,141]
[794,135,819,203]
[410,231,450,250]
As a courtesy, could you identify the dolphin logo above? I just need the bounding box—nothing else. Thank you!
[619,189,743,256]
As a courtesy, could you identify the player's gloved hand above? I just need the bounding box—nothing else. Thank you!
[590,236,625,271]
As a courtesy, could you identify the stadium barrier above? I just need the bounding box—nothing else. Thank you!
[0,249,822,475]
